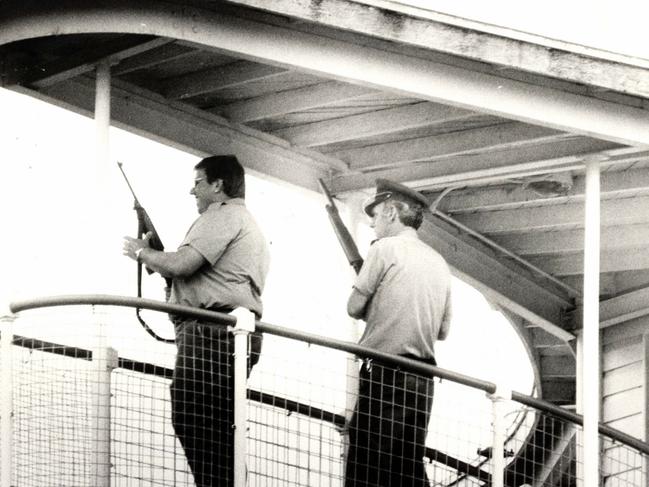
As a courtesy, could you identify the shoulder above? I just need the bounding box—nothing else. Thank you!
[204,200,250,223]
[371,234,410,253]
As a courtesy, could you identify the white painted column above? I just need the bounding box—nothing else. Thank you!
[231,308,255,487]
[90,310,118,486]
[95,60,111,183]
[582,158,601,486]
[0,315,15,487]
[95,59,112,273]
[91,61,115,486]
[488,386,510,487]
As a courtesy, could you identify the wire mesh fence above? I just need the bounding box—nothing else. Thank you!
[1,300,649,486]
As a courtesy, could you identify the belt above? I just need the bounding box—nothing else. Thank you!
[361,354,436,372]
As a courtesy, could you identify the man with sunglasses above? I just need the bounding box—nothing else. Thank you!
[345,179,452,487]
[123,155,270,487]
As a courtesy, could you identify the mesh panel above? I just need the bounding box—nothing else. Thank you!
[1,307,649,486]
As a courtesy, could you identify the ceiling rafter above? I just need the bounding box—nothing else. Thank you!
[331,139,623,193]
[217,80,375,122]
[562,271,649,301]
[492,224,649,256]
[163,60,288,100]
[273,101,477,148]
[453,195,649,235]
[530,248,649,277]
[431,165,649,213]
[333,122,567,169]
[112,41,198,76]
[15,76,349,190]
[15,37,173,88]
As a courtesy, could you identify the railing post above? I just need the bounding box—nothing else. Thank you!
[0,315,15,487]
[488,385,511,487]
[91,312,118,486]
[231,308,255,487]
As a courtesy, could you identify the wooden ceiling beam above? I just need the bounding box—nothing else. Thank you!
[562,271,649,301]
[493,224,649,256]
[432,165,649,213]
[333,122,566,169]
[18,37,173,88]
[454,195,649,234]
[163,60,287,100]
[15,77,346,191]
[112,41,197,76]
[331,139,622,193]
[218,80,374,122]
[570,285,649,331]
[273,101,476,148]
[599,287,649,329]
[529,248,649,277]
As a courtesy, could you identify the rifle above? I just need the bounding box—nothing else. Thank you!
[319,179,364,274]
[117,162,165,256]
[118,162,174,343]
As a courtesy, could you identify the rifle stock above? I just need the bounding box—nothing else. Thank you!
[319,179,364,274]
[133,202,164,253]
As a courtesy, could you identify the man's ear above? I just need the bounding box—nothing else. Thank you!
[385,203,397,222]
[213,178,224,193]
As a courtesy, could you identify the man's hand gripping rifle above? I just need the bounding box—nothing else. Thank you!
[319,179,364,275]
[118,162,174,343]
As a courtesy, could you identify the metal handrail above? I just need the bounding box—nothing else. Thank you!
[8,334,493,484]
[8,293,649,457]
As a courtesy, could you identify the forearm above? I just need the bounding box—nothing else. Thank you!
[347,288,369,320]
[139,249,187,278]
[125,235,206,278]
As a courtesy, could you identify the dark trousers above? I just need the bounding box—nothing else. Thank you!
[345,360,434,487]
[170,321,262,487]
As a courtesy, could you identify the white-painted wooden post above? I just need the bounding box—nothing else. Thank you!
[0,315,15,487]
[94,59,112,280]
[91,310,118,486]
[582,157,602,486]
[231,308,255,487]
[488,385,510,487]
[89,59,115,486]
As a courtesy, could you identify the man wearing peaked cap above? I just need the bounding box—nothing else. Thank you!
[362,178,432,217]
[345,178,452,487]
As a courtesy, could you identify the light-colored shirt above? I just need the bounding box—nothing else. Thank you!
[353,229,451,358]
[170,199,270,317]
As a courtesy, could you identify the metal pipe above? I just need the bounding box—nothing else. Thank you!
[582,158,601,486]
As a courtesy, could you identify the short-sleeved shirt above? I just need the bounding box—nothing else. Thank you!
[170,199,270,317]
[353,229,451,359]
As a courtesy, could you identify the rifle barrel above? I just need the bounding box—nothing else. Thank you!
[318,178,337,210]
[117,161,140,204]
